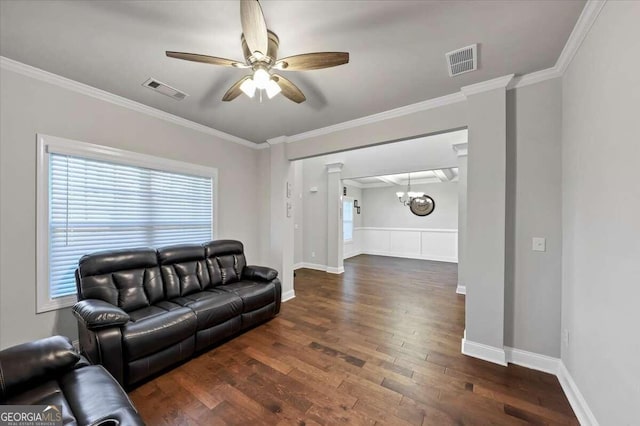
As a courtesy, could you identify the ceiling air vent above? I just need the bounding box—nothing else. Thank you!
[142,78,188,101]
[445,44,477,77]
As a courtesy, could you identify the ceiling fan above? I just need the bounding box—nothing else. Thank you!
[166,0,349,104]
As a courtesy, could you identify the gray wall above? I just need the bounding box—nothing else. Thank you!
[561,2,640,424]
[362,182,458,229]
[0,69,262,349]
[505,78,563,357]
[465,86,507,351]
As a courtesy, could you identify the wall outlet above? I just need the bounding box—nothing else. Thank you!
[311,251,316,258]
[532,237,546,252]
[562,329,570,347]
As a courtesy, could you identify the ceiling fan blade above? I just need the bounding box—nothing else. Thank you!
[222,76,251,101]
[272,74,306,103]
[240,0,268,57]
[166,51,248,68]
[274,52,349,71]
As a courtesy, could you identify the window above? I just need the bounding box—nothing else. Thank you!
[37,134,217,312]
[343,197,354,241]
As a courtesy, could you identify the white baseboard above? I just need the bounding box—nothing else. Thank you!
[362,250,458,263]
[456,284,466,295]
[504,346,559,375]
[293,262,304,270]
[463,343,598,425]
[281,289,296,302]
[557,361,600,426]
[343,250,363,260]
[296,262,328,272]
[461,338,507,366]
[326,266,344,274]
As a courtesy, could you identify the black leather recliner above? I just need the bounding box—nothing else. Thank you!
[0,336,144,426]
[72,240,281,387]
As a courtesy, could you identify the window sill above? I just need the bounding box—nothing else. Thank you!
[37,294,77,314]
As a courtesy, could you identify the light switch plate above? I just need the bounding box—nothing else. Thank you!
[532,237,546,252]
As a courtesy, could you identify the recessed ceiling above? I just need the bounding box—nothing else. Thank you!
[0,0,585,143]
[346,169,459,189]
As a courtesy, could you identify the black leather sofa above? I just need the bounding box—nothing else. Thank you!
[72,240,281,387]
[0,336,144,426]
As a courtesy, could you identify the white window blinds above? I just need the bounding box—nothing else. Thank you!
[48,153,214,299]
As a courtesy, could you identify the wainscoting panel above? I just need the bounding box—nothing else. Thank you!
[346,227,458,263]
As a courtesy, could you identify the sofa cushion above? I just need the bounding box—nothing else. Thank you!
[204,240,246,285]
[218,281,276,312]
[158,245,212,298]
[0,336,79,399]
[77,248,163,311]
[171,290,242,330]
[123,304,196,361]
[3,380,77,424]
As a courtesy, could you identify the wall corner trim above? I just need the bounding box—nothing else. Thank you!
[461,74,515,97]
[281,290,296,302]
[461,338,507,366]
[557,362,600,426]
[452,142,468,157]
[504,347,559,375]
[455,284,466,295]
[326,266,345,274]
[0,56,262,150]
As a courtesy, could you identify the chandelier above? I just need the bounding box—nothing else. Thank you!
[396,173,424,206]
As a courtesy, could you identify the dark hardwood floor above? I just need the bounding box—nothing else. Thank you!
[129,255,578,425]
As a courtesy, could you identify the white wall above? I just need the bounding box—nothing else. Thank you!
[0,69,262,349]
[362,182,458,229]
[561,2,640,424]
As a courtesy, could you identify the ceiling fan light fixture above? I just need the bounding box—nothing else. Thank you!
[240,77,257,98]
[265,78,282,99]
[253,67,270,89]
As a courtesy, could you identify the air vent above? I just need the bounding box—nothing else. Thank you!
[445,44,477,77]
[142,78,188,101]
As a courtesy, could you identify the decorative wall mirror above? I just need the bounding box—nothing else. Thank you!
[409,195,435,216]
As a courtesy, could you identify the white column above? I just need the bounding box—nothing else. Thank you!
[453,142,468,296]
[326,162,344,274]
[461,75,513,366]
[268,141,295,301]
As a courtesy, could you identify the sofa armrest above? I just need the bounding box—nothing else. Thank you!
[243,265,278,282]
[0,336,79,399]
[73,299,129,330]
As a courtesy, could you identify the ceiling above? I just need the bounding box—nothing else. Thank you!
[0,1,585,143]
[345,168,459,189]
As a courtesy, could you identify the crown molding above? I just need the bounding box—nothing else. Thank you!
[509,67,563,90]
[555,0,607,74]
[461,74,515,97]
[0,56,261,150]
[266,136,288,145]
[285,91,466,144]
[509,0,606,90]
